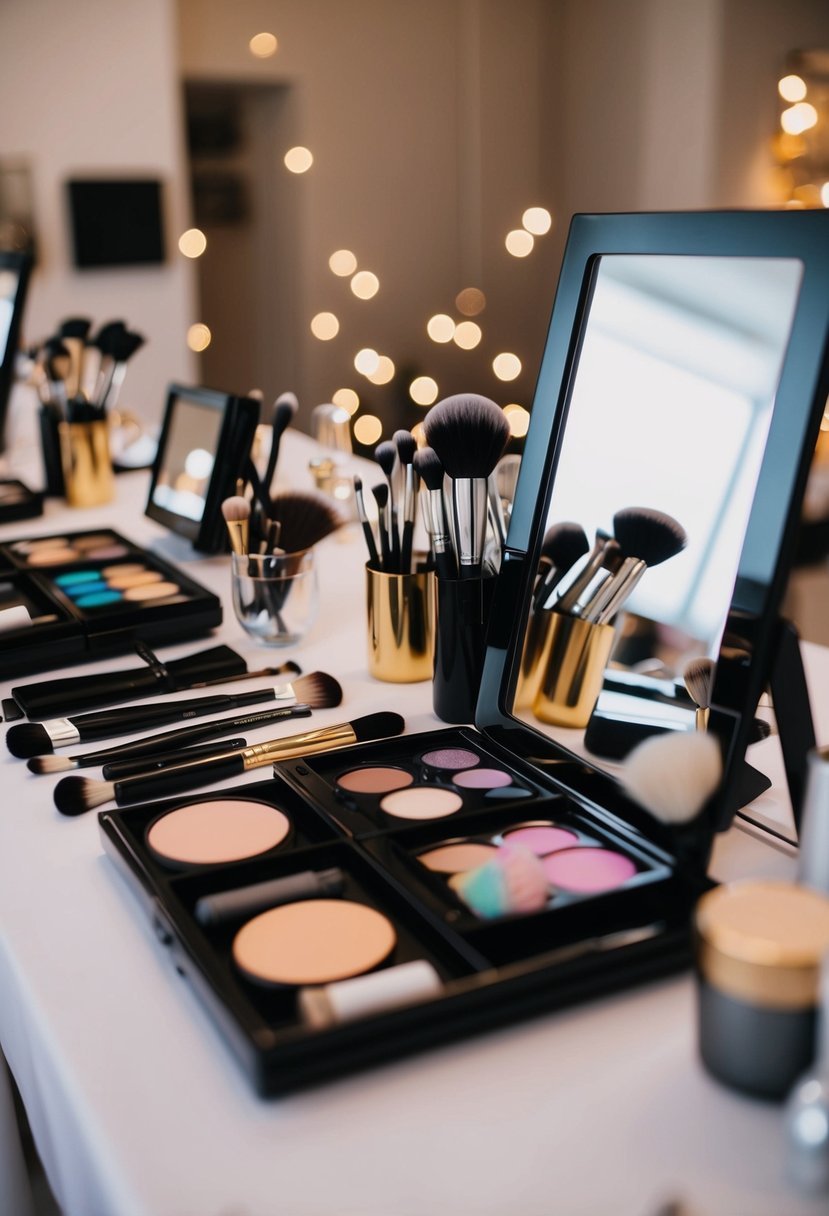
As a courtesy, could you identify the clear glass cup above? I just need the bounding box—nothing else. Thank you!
[230,550,318,646]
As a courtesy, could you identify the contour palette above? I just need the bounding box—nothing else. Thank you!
[0,528,221,676]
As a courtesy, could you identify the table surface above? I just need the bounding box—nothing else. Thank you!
[1,431,828,1216]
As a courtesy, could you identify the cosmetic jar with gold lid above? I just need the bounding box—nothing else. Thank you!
[695,880,829,1099]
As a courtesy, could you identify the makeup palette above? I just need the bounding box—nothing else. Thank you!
[0,528,221,675]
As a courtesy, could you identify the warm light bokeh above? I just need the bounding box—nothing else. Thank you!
[367,355,395,385]
[522,207,552,235]
[493,352,522,381]
[354,348,380,375]
[329,249,358,276]
[778,74,807,103]
[504,403,530,437]
[427,314,455,343]
[353,414,383,445]
[453,321,482,349]
[310,312,340,340]
[249,32,278,58]
[455,287,486,316]
[178,228,207,258]
[332,388,360,415]
[187,323,211,352]
[284,146,314,173]
[350,271,380,299]
[409,376,439,406]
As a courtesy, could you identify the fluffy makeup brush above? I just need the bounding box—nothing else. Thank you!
[374,441,400,568]
[221,495,251,556]
[269,490,345,554]
[622,730,723,824]
[53,711,405,815]
[586,507,687,624]
[683,656,714,731]
[58,317,92,399]
[394,429,418,574]
[412,446,456,579]
[532,522,590,611]
[422,394,510,578]
[371,482,392,570]
[264,392,299,493]
[449,844,550,918]
[97,329,146,412]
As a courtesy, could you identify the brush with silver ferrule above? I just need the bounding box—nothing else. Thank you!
[554,529,618,616]
[53,712,405,815]
[353,476,380,567]
[374,441,400,570]
[532,522,590,611]
[587,507,688,624]
[394,429,418,575]
[412,446,456,579]
[371,483,392,571]
[423,394,510,579]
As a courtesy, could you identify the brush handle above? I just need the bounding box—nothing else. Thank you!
[451,478,488,578]
[69,688,276,743]
[114,751,247,805]
[195,867,345,926]
[103,738,248,780]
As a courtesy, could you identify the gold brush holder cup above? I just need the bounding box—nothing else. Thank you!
[58,419,114,507]
[514,607,554,710]
[366,564,435,682]
[532,613,616,728]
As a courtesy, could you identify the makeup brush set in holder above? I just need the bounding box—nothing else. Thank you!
[28,317,146,505]
[517,507,688,728]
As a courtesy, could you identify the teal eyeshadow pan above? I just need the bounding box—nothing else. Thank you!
[74,590,124,608]
[55,571,102,587]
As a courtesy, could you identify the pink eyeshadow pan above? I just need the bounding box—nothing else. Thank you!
[502,824,579,855]
[452,768,512,790]
[337,767,414,794]
[420,747,480,770]
[542,847,636,893]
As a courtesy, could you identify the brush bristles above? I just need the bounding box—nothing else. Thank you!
[6,722,52,758]
[393,429,417,466]
[422,394,510,479]
[221,495,251,523]
[54,776,114,816]
[28,754,78,774]
[622,731,722,824]
[372,483,389,509]
[542,522,590,571]
[412,447,445,491]
[374,442,397,479]
[272,400,297,432]
[269,491,345,552]
[275,391,298,413]
[351,712,405,742]
[683,657,715,711]
[293,672,343,709]
[612,507,687,566]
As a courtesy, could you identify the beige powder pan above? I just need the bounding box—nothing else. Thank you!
[232,899,397,986]
[146,798,291,867]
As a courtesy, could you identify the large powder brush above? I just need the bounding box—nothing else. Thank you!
[268,491,345,554]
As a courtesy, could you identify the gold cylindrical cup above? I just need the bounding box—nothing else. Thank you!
[514,607,554,710]
[58,419,114,507]
[532,613,616,728]
[366,564,435,682]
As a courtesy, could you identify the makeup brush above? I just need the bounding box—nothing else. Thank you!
[53,711,405,815]
[621,730,723,824]
[412,446,456,579]
[263,392,299,494]
[683,656,714,731]
[532,522,590,611]
[394,429,418,575]
[353,476,380,567]
[269,490,345,554]
[58,317,92,399]
[495,453,522,525]
[221,495,251,556]
[587,507,687,624]
[96,329,146,412]
[374,441,400,569]
[422,394,511,578]
[371,483,392,570]
[25,672,341,771]
[554,529,619,616]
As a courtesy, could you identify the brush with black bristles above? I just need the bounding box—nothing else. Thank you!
[371,482,392,570]
[585,508,688,624]
[394,429,418,574]
[374,440,400,570]
[267,490,345,556]
[683,656,714,731]
[412,446,456,579]
[54,711,405,815]
[422,394,510,578]
[532,522,590,611]
[263,391,299,495]
[353,476,380,567]
[94,328,146,414]
[554,528,619,616]
[58,317,93,400]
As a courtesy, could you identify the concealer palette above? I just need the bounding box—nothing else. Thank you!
[0,528,221,675]
[100,728,705,1096]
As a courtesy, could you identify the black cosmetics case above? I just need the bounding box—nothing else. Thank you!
[0,528,222,678]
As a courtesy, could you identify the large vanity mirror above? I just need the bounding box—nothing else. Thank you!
[481,212,829,836]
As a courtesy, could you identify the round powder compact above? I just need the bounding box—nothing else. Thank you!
[337,766,414,795]
[502,823,579,855]
[380,786,463,820]
[420,747,480,771]
[232,899,397,987]
[418,841,499,874]
[542,847,636,894]
[453,768,512,790]
[146,798,291,867]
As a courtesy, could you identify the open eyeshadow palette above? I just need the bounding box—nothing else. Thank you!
[0,528,221,675]
[99,726,709,1095]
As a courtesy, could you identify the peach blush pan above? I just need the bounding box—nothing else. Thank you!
[232,899,397,986]
[146,798,291,867]
[418,841,499,874]
[336,766,414,794]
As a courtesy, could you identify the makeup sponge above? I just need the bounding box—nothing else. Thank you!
[622,730,723,824]
[449,844,549,918]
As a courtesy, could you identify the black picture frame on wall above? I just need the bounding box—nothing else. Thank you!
[66,178,166,269]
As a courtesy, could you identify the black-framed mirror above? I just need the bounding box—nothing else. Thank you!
[0,249,33,454]
[479,211,829,838]
[145,383,260,552]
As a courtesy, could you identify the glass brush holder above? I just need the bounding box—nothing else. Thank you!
[231,550,318,647]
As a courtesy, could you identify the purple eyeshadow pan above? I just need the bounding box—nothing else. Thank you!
[452,768,513,790]
[542,847,636,893]
[502,824,578,855]
[420,747,480,771]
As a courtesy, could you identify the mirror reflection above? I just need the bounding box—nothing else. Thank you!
[512,254,803,764]
[151,394,221,521]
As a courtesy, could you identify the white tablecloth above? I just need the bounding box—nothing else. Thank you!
[1,433,828,1216]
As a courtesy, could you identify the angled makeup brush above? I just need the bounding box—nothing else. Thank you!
[371,482,392,570]
[422,394,510,578]
[269,490,345,554]
[588,507,687,624]
[394,429,418,574]
[264,392,299,494]
[221,495,251,556]
[532,522,590,611]
[683,656,714,731]
[54,711,405,814]
[354,476,380,567]
[412,446,456,580]
[374,441,400,569]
